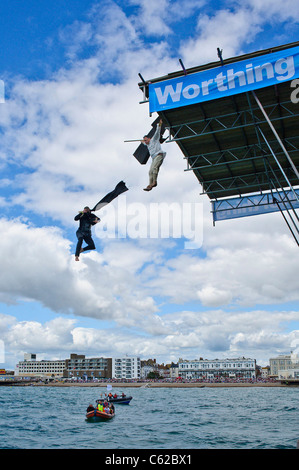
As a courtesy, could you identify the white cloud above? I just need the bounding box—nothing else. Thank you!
[1,213,297,366]
[5,317,76,352]
[129,0,173,36]
[1,308,298,368]
[0,218,160,323]
[179,8,261,66]
[127,0,206,38]
[240,0,299,22]
[179,0,299,67]
[197,286,232,307]
[143,224,299,307]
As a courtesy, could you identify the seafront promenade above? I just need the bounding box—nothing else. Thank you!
[36,381,284,388]
[2,377,296,387]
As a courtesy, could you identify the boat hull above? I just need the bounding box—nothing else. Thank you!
[86,409,115,421]
[107,396,132,405]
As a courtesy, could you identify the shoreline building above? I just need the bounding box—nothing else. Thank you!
[15,353,66,379]
[178,357,256,380]
[269,352,299,378]
[141,359,158,379]
[112,356,141,380]
[63,354,112,380]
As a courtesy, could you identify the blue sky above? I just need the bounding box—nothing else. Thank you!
[0,0,299,370]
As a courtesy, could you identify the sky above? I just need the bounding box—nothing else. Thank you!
[0,0,299,370]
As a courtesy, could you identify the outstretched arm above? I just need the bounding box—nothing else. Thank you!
[151,119,163,142]
[74,212,84,221]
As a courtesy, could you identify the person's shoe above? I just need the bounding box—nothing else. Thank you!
[75,256,80,261]
[143,185,153,191]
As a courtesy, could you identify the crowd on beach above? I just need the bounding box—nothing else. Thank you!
[67,376,278,384]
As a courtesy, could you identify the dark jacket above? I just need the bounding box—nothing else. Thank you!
[74,212,99,233]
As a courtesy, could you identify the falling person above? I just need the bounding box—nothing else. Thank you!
[74,207,100,261]
[74,181,129,261]
[142,119,166,191]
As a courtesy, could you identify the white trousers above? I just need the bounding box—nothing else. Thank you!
[149,153,165,185]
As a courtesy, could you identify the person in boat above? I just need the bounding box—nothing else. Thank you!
[121,392,126,398]
[86,404,94,412]
[104,404,110,414]
[110,403,115,414]
[113,393,118,398]
[108,392,113,398]
[97,401,104,412]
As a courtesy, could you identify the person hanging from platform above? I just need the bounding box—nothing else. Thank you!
[74,181,129,261]
[142,119,166,191]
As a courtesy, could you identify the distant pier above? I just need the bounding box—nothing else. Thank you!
[279,379,299,386]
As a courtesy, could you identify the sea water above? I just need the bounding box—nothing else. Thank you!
[0,385,298,449]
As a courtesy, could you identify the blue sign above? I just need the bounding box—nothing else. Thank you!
[212,189,299,222]
[149,45,299,112]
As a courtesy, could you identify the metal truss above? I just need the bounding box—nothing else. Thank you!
[184,137,299,172]
[165,99,299,143]
[177,88,299,245]
[212,188,299,217]
[201,168,281,197]
[210,91,299,246]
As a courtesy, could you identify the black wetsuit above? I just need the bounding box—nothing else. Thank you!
[74,211,99,257]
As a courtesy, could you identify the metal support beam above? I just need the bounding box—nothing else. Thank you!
[257,126,299,203]
[138,73,149,104]
[252,91,299,181]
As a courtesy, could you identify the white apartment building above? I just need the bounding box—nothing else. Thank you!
[178,357,256,380]
[141,364,156,379]
[112,356,141,380]
[15,353,66,378]
[269,352,299,377]
[270,352,299,378]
